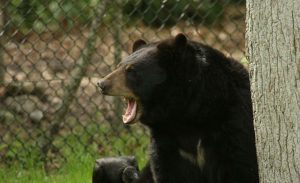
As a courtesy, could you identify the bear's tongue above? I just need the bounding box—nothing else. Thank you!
[122,98,137,124]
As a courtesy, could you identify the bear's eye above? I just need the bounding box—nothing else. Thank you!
[125,65,135,73]
[125,65,139,81]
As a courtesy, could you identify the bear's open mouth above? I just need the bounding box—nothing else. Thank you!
[122,98,137,124]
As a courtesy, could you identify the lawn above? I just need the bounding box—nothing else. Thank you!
[0,153,94,183]
[0,122,149,183]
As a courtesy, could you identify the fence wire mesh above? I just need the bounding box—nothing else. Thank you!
[0,0,246,170]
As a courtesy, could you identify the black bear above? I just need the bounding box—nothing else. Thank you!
[92,156,140,183]
[97,33,259,183]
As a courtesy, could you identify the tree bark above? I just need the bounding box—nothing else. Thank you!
[246,0,300,182]
[0,0,7,85]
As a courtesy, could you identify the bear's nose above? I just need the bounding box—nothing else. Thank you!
[97,80,109,94]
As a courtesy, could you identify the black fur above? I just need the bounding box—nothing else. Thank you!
[102,34,259,183]
[93,156,139,183]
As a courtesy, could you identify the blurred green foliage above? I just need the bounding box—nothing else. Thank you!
[7,0,95,33]
[123,0,223,26]
[5,0,245,33]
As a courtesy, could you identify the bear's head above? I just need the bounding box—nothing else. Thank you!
[97,33,233,126]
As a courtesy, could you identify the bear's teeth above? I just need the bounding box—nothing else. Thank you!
[122,98,137,124]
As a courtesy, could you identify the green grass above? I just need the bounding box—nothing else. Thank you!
[0,121,149,183]
[0,153,94,183]
[0,158,92,183]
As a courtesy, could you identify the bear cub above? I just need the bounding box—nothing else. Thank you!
[98,33,259,183]
[92,156,139,183]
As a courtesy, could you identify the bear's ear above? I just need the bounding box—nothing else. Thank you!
[132,39,146,52]
[125,156,138,167]
[157,33,187,51]
[174,33,187,46]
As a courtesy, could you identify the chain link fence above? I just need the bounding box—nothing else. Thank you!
[0,0,246,170]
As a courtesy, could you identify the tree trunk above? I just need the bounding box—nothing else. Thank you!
[246,0,300,182]
[0,0,7,84]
